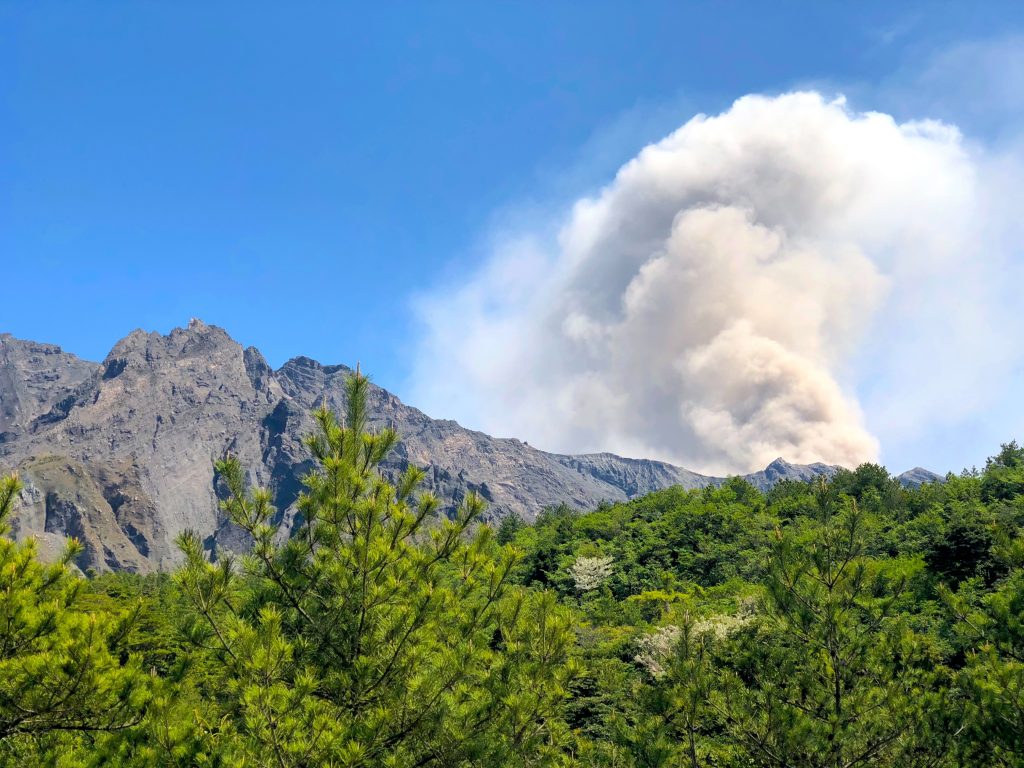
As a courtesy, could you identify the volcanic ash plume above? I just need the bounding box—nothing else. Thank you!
[412,92,997,474]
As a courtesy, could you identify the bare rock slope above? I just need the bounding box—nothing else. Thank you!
[0,321,897,571]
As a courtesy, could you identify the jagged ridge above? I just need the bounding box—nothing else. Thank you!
[0,321,938,571]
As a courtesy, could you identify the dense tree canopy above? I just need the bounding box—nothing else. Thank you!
[1,381,1022,766]
[502,457,1024,767]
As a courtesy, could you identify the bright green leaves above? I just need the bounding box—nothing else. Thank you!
[6,386,1024,766]
[943,545,1024,764]
[717,497,949,767]
[0,474,149,762]
[0,474,21,537]
[175,372,577,767]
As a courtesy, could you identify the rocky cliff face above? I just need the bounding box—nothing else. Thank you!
[0,321,895,572]
[0,334,98,435]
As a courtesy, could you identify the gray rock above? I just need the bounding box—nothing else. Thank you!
[744,458,839,490]
[0,334,98,437]
[0,321,844,571]
[896,467,945,488]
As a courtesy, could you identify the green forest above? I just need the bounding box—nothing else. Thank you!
[1,374,1022,767]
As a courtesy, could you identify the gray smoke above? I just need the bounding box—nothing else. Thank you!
[411,92,1017,474]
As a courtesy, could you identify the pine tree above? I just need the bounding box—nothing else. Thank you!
[713,485,954,768]
[942,506,1024,766]
[636,616,717,768]
[0,474,149,761]
[176,372,578,767]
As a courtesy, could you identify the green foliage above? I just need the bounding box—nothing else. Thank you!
[3,379,1023,767]
[174,372,578,767]
[941,526,1024,766]
[715,493,952,766]
[502,446,1024,766]
[496,513,525,545]
[981,441,1024,503]
[0,474,149,765]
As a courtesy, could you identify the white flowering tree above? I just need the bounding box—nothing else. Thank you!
[634,625,683,678]
[633,609,752,768]
[568,555,614,592]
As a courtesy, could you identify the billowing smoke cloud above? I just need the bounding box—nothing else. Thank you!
[411,92,1019,474]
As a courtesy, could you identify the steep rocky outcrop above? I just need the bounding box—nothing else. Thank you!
[2,322,284,569]
[0,334,98,436]
[0,321,924,571]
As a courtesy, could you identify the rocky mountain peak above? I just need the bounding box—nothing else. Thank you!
[0,323,938,572]
[0,334,98,436]
[746,458,839,488]
[896,467,945,488]
[105,321,238,366]
[243,346,276,391]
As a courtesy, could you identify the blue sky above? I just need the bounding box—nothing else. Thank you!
[3,3,1023,473]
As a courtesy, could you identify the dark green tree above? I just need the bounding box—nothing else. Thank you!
[981,441,1024,503]
[943,528,1024,766]
[714,487,954,767]
[496,513,525,546]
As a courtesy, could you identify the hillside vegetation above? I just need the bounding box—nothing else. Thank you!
[0,373,1021,766]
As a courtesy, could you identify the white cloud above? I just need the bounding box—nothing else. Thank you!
[411,91,1022,474]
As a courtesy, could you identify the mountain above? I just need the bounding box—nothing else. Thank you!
[0,322,930,572]
[0,334,98,435]
[896,467,947,488]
